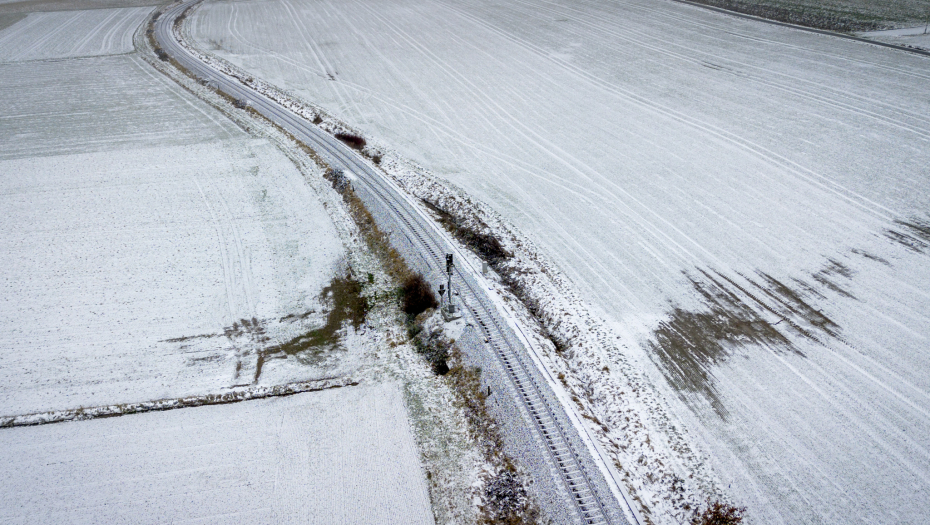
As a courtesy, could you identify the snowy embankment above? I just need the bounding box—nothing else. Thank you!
[0,384,434,525]
[0,376,355,427]
[186,0,930,523]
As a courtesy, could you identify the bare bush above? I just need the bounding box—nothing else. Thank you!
[482,469,539,525]
[422,199,512,264]
[335,132,366,149]
[402,273,438,317]
[410,320,450,375]
[691,500,746,525]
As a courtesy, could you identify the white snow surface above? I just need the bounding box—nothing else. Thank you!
[0,141,350,415]
[188,0,930,523]
[0,383,435,525]
[0,6,480,524]
[0,9,349,416]
[0,6,152,61]
[0,54,243,160]
[859,25,930,50]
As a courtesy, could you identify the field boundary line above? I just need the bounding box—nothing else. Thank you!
[0,377,357,428]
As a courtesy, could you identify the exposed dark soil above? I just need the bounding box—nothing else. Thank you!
[884,217,930,254]
[682,0,893,32]
[254,273,368,381]
[649,263,848,418]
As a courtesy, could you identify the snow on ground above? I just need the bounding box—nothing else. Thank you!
[0,383,435,525]
[683,0,930,31]
[188,0,930,522]
[859,25,930,50]
[0,0,158,15]
[0,6,152,61]
[0,140,351,415]
[0,6,350,416]
[0,53,243,160]
[0,6,486,523]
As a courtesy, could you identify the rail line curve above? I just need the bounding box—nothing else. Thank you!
[154,2,638,523]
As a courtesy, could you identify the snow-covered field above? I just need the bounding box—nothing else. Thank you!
[0,7,348,415]
[860,25,930,51]
[0,140,352,415]
[0,54,243,159]
[188,0,930,522]
[0,383,434,525]
[0,5,485,523]
[0,0,158,13]
[0,6,152,61]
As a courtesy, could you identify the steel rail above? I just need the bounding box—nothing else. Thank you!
[154,3,636,523]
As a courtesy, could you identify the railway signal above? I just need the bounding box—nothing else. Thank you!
[441,253,461,321]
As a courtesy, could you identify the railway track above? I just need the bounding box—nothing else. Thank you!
[154,3,637,523]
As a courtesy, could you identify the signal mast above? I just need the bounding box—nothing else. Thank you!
[439,253,461,321]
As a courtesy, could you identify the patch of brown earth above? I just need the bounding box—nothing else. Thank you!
[884,217,930,254]
[164,274,367,384]
[650,262,848,418]
[253,273,368,381]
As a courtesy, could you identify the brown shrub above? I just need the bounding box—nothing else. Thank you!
[402,273,437,316]
[335,132,366,149]
[691,500,746,525]
[421,199,512,264]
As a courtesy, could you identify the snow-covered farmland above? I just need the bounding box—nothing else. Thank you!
[189,0,930,522]
[0,7,348,416]
[0,0,159,13]
[0,6,152,61]
[0,54,243,160]
[0,384,435,525]
[0,4,483,522]
[0,141,351,415]
[860,25,930,51]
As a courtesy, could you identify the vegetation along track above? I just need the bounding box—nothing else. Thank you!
[155,1,639,523]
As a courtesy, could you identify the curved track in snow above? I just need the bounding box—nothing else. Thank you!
[154,2,638,524]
